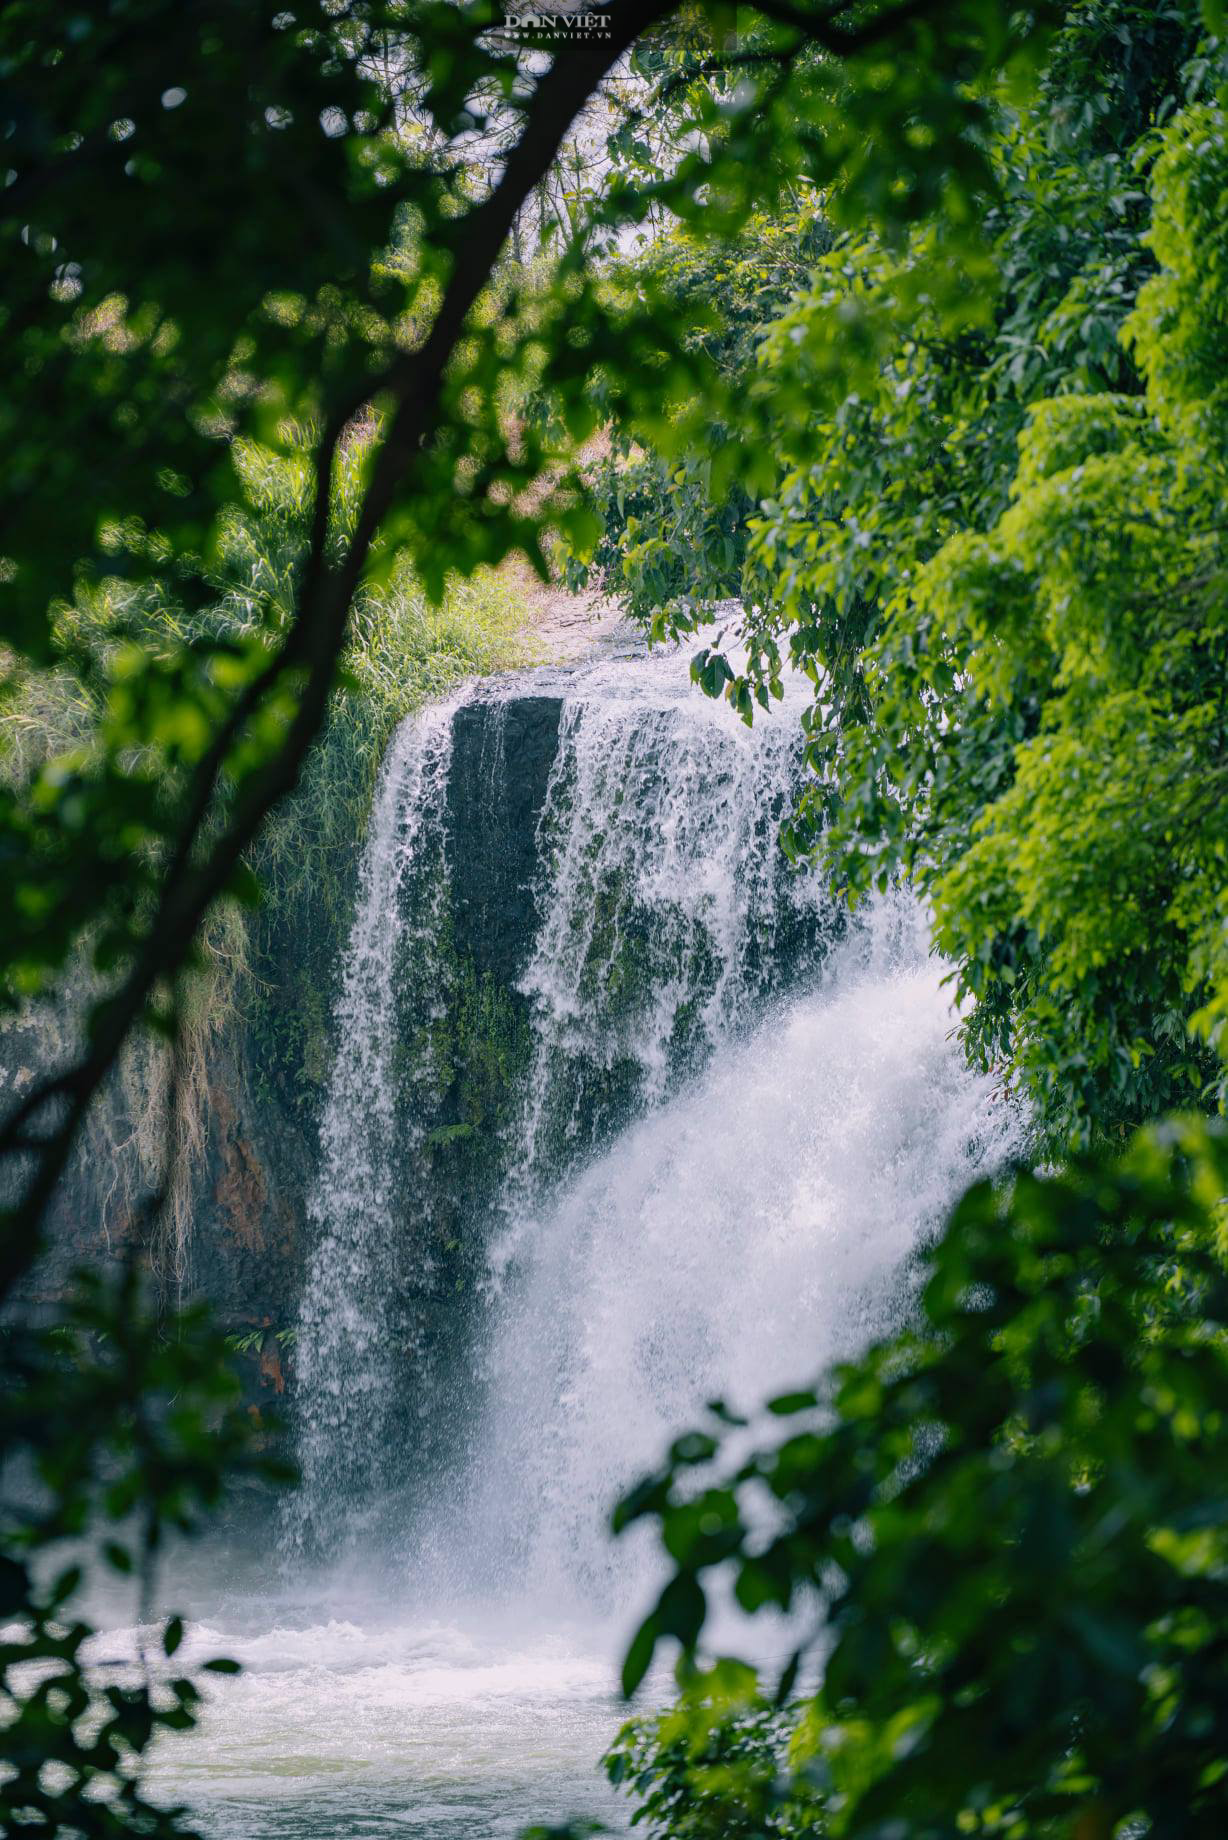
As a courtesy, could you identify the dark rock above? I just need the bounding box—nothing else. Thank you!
[446,691,563,988]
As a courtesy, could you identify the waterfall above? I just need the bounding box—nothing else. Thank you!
[289,644,1021,1602]
[288,696,460,1559]
[150,642,1023,1840]
[508,658,831,1200]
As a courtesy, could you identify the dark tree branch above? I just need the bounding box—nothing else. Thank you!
[0,0,953,1300]
[0,0,675,1302]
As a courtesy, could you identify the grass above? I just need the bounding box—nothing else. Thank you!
[0,438,538,1288]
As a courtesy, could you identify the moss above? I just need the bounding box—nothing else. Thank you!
[414,944,536,1266]
[237,540,536,1129]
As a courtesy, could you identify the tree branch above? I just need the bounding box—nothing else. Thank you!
[0,0,675,1300]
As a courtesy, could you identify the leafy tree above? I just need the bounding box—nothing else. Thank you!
[813,58,1228,1149]
[560,203,833,619]
[605,1665,825,1836]
[582,0,1226,1155]
[0,1266,288,1837]
[615,1117,1228,1839]
[0,4,1075,1833]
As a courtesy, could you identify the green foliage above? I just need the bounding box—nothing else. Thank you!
[919,74,1228,1145]
[596,1,1226,1154]
[0,1,407,663]
[0,1265,288,1837]
[225,1325,297,1356]
[562,206,833,621]
[616,1117,1228,1838]
[606,1661,824,1837]
[7,8,1200,1838]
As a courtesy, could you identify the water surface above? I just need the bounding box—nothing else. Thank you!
[137,1602,632,1838]
[135,645,1020,1836]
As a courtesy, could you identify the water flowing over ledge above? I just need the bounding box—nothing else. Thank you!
[150,641,1023,1837]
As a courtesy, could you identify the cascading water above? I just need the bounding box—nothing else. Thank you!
[287,696,459,1560]
[436,895,1008,1628]
[508,661,832,1190]
[290,648,836,1568]
[141,640,1022,1839]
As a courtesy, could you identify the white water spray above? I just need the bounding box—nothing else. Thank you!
[288,696,459,1558]
[442,895,1012,1627]
[148,643,1021,1838]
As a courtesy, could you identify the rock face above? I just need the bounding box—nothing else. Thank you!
[447,691,563,990]
[10,690,570,1388]
[5,1013,315,1334]
[198,1052,313,1323]
[424,690,567,1248]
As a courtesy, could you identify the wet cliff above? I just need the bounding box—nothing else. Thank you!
[17,657,836,1456]
[9,688,571,1378]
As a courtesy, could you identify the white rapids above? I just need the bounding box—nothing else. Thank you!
[127,640,1022,1837]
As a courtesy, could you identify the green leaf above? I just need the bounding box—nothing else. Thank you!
[622,1615,660,1698]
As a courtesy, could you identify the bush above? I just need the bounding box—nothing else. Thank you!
[616,1118,1228,1839]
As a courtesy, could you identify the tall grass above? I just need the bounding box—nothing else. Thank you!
[252,554,534,938]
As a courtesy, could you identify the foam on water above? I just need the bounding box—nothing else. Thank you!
[125,1607,629,1838]
[131,641,1021,1836]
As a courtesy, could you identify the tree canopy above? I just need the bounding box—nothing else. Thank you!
[3,3,1228,1837]
[572,0,1227,1157]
